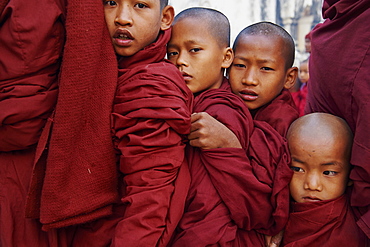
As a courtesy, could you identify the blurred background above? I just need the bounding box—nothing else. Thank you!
[169,0,324,64]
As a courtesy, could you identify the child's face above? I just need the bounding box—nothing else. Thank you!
[289,135,352,203]
[103,0,172,57]
[228,34,296,110]
[167,18,232,94]
[298,62,309,84]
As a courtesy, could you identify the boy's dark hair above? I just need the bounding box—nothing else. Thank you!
[160,0,168,10]
[234,21,295,69]
[173,7,231,47]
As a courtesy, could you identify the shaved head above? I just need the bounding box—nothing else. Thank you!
[287,113,353,161]
[173,7,230,47]
[160,0,168,9]
[235,21,295,69]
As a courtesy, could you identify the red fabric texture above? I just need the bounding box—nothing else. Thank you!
[283,194,369,246]
[170,79,292,246]
[111,29,193,247]
[0,0,66,246]
[25,0,119,231]
[253,89,299,137]
[305,0,370,238]
[291,84,308,117]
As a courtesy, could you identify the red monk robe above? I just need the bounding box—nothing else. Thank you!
[170,79,292,246]
[0,0,65,246]
[111,29,193,247]
[253,89,299,137]
[305,0,370,238]
[283,194,369,246]
[291,84,308,117]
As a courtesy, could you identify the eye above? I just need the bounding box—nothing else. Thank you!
[232,63,246,68]
[323,170,338,176]
[104,0,117,6]
[135,3,147,8]
[290,166,304,172]
[167,51,178,57]
[261,67,274,71]
[190,48,201,53]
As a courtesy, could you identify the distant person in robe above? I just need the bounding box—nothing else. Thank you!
[283,112,369,246]
[167,10,293,246]
[2,0,123,246]
[291,59,309,116]
[104,0,193,246]
[0,0,66,246]
[305,0,370,240]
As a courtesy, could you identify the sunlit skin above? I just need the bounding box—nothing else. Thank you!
[228,34,297,110]
[298,61,309,84]
[288,114,353,203]
[167,17,233,94]
[103,0,173,57]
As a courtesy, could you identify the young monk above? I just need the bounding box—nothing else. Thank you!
[167,8,293,246]
[283,112,369,246]
[103,0,193,246]
[291,59,309,116]
[188,21,299,246]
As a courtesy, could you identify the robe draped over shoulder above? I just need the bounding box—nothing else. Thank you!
[171,79,292,246]
[111,29,193,247]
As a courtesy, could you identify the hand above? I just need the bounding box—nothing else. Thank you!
[188,112,241,149]
[264,230,284,247]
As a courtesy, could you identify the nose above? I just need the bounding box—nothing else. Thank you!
[242,69,258,86]
[175,52,188,68]
[304,173,322,191]
[115,5,133,26]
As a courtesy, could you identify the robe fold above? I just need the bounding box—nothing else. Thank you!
[24,0,119,232]
[170,79,292,246]
[0,0,65,245]
[283,194,369,246]
[291,84,308,117]
[253,89,299,137]
[305,0,370,238]
[111,29,193,247]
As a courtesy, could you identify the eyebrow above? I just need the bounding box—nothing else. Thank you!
[234,56,276,64]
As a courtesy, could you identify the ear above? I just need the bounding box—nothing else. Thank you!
[283,66,298,90]
[221,47,234,69]
[160,5,175,31]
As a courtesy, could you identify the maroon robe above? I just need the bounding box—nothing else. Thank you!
[170,79,292,246]
[0,0,65,246]
[291,84,308,117]
[111,29,193,247]
[253,89,299,137]
[305,0,370,238]
[283,194,369,246]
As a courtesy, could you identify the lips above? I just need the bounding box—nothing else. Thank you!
[113,29,134,47]
[239,89,258,101]
[302,196,322,202]
[181,71,192,82]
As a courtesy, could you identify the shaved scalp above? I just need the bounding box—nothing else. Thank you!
[235,21,295,69]
[287,113,354,160]
[174,7,231,47]
[160,0,168,9]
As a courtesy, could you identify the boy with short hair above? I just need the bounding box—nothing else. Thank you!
[167,9,292,246]
[291,59,309,116]
[103,0,193,246]
[190,21,299,149]
[283,112,369,246]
